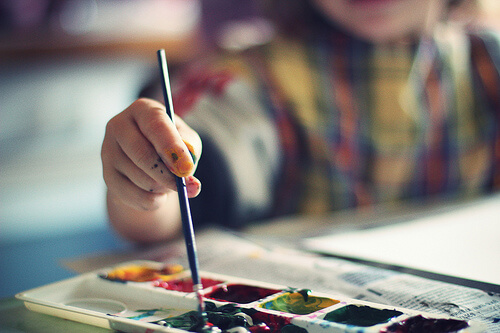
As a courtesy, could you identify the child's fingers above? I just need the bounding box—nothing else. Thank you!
[107,170,168,211]
[104,103,173,187]
[102,97,203,210]
[101,140,169,211]
[185,175,202,198]
[175,116,202,168]
[132,98,201,178]
[112,140,175,193]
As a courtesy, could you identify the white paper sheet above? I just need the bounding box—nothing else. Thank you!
[303,194,500,286]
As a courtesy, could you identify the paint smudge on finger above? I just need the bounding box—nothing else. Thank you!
[164,146,194,177]
[183,139,198,164]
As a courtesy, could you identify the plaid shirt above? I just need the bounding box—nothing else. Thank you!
[174,25,500,226]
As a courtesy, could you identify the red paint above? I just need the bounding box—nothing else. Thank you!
[251,311,293,333]
[205,284,281,304]
[248,322,272,333]
[381,315,469,333]
[153,277,223,292]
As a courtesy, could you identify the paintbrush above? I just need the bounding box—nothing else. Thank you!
[157,49,205,321]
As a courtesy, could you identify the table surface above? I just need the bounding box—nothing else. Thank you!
[0,227,126,332]
[0,227,127,299]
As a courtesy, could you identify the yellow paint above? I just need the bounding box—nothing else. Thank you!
[261,291,339,315]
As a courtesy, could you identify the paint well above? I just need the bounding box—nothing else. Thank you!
[155,302,275,332]
[205,284,281,304]
[66,298,126,314]
[323,304,403,327]
[381,315,470,333]
[100,264,184,282]
[260,291,339,315]
[153,277,223,292]
[251,310,294,332]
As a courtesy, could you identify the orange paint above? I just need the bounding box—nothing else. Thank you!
[183,139,197,164]
[165,146,194,177]
[103,264,184,282]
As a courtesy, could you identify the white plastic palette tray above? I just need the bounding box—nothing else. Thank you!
[16,260,486,333]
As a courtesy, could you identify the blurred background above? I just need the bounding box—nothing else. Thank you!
[0,0,499,298]
[0,0,265,243]
[0,0,267,298]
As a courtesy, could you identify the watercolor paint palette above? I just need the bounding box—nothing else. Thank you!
[16,260,485,333]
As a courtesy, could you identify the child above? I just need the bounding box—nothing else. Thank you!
[101,0,500,243]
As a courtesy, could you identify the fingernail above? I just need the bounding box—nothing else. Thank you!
[186,176,201,197]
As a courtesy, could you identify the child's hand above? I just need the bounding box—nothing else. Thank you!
[101,98,202,211]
